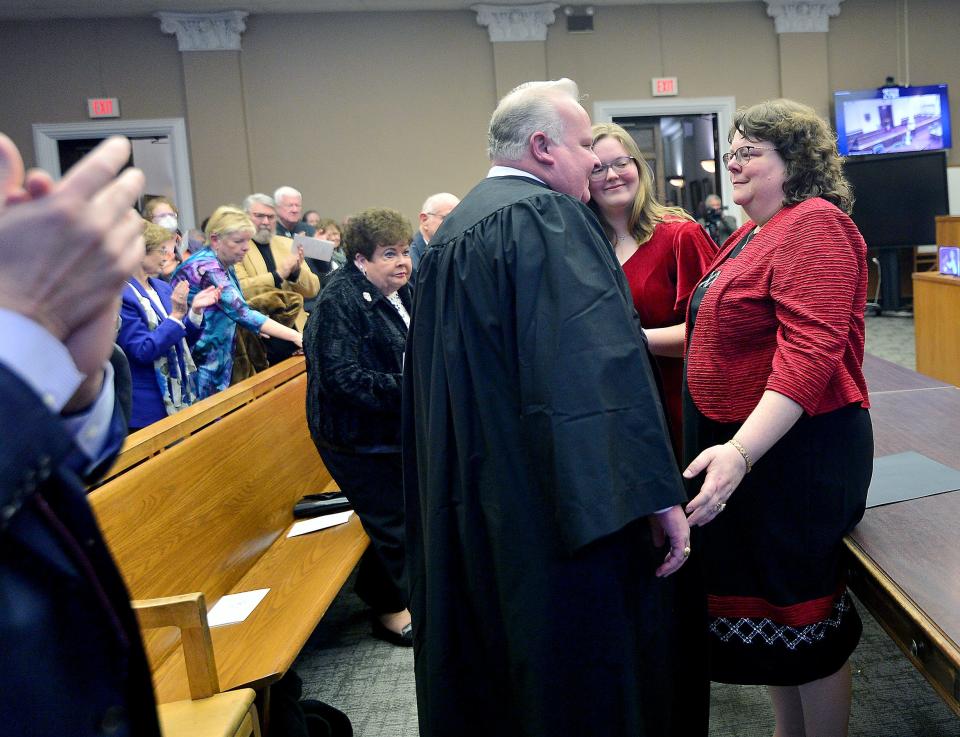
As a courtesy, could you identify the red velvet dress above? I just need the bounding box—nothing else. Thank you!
[620,217,717,457]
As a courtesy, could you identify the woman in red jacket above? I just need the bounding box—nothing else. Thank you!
[681,100,872,737]
[588,123,717,457]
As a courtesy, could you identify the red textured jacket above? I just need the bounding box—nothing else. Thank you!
[685,197,870,422]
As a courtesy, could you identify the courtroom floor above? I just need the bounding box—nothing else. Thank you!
[295,314,960,737]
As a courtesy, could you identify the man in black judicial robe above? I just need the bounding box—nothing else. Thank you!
[402,79,699,737]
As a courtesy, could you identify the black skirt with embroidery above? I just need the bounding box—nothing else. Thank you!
[682,392,873,686]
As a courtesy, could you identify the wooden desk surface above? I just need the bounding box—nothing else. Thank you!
[912,270,960,387]
[849,355,960,714]
[913,271,960,287]
[863,353,949,393]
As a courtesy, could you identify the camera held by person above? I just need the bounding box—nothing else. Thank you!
[698,194,737,246]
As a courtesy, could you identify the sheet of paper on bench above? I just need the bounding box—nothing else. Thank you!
[287,510,354,538]
[207,588,270,628]
[293,234,335,262]
[867,451,960,508]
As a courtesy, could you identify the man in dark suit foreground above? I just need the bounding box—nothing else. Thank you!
[0,133,160,737]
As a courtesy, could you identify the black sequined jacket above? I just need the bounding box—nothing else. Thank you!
[304,262,411,452]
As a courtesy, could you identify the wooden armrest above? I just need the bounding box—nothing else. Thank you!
[133,593,220,699]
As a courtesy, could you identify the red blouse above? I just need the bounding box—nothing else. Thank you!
[621,218,717,453]
[685,198,870,422]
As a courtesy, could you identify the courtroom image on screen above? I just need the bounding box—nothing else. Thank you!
[840,94,944,155]
[939,246,960,276]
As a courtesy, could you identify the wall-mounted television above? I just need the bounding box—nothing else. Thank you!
[834,83,951,157]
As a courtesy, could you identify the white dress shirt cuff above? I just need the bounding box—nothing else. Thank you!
[0,308,116,461]
[0,309,84,412]
[62,361,116,462]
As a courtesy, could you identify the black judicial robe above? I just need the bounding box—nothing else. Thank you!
[402,175,699,737]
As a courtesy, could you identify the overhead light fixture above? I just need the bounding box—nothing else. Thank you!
[700,159,716,174]
[668,177,686,188]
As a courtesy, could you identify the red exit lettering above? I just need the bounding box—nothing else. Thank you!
[87,97,119,118]
[651,77,679,97]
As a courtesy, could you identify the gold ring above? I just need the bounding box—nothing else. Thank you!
[682,546,691,559]
[714,502,727,513]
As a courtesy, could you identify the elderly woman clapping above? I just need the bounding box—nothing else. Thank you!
[118,221,219,431]
[304,208,414,646]
[172,206,303,400]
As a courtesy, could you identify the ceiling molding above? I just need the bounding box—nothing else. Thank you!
[472,3,559,43]
[156,10,248,51]
[764,0,843,33]
[0,0,752,22]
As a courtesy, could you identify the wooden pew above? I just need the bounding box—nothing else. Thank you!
[88,357,369,706]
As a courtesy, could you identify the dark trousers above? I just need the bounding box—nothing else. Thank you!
[318,447,407,614]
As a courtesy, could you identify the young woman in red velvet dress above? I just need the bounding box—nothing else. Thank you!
[588,123,718,457]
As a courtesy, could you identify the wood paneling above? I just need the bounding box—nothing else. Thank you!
[913,271,960,386]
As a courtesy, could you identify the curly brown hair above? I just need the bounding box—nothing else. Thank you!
[342,208,413,261]
[731,99,853,214]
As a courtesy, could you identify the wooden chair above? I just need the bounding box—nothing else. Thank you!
[133,593,261,737]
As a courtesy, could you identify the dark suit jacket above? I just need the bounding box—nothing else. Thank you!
[0,365,160,737]
[409,230,428,272]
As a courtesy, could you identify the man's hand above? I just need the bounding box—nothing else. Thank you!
[277,251,301,280]
[0,134,145,408]
[649,504,691,578]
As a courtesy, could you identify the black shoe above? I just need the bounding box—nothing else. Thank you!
[371,619,413,647]
[300,700,353,737]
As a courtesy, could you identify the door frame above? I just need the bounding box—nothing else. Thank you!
[592,96,739,224]
[32,118,196,229]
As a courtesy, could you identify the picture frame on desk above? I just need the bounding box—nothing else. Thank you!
[939,245,960,276]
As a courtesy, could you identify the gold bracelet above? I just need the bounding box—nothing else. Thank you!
[727,438,753,473]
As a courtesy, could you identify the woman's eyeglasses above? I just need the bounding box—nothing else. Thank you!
[590,156,636,181]
[721,145,777,167]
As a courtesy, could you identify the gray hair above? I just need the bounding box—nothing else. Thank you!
[420,192,460,214]
[487,78,580,162]
[273,185,302,204]
[243,193,276,213]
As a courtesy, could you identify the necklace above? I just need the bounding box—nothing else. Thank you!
[615,232,631,244]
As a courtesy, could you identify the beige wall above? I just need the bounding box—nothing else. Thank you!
[238,11,494,228]
[0,0,957,226]
[0,18,186,165]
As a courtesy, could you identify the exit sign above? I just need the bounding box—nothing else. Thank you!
[651,77,678,97]
[87,97,120,118]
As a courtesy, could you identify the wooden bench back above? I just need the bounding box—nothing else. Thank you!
[89,363,332,673]
[97,358,306,485]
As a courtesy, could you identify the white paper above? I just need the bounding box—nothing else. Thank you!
[293,233,335,262]
[287,510,354,538]
[206,588,270,628]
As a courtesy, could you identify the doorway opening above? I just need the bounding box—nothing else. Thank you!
[592,96,738,225]
[612,113,722,217]
[32,118,196,230]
